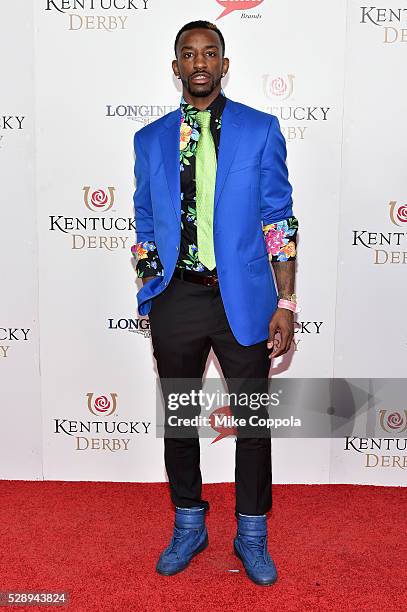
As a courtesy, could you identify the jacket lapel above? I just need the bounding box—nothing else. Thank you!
[158,98,244,223]
[214,99,244,209]
[159,108,182,223]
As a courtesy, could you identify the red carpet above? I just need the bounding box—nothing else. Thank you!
[0,482,406,611]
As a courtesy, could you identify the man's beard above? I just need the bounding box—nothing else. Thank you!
[182,74,222,98]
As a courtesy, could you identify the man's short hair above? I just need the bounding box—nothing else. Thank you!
[174,20,225,57]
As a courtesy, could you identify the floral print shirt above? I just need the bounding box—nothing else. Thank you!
[132,91,298,277]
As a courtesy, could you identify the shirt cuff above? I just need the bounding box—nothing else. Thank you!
[262,216,298,262]
[131,240,164,278]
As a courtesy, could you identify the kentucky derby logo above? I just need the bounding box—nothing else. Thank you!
[48,184,134,252]
[83,186,115,212]
[44,0,150,32]
[261,73,330,142]
[389,201,407,227]
[351,200,407,264]
[0,115,25,150]
[87,393,118,416]
[216,0,264,20]
[379,410,407,434]
[262,74,295,100]
[360,7,407,44]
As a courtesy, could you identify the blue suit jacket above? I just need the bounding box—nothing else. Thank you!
[133,97,294,346]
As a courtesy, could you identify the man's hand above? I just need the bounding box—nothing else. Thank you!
[267,308,294,358]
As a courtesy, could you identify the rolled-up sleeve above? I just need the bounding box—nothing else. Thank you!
[262,217,298,262]
[259,115,298,261]
[260,115,294,224]
[131,241,164,278]
[131,130,164,277]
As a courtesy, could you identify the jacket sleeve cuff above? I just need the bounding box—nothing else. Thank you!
[131,241,164,278]
[262,216,298,262]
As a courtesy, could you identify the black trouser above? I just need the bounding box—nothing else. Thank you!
[148,274,272,516]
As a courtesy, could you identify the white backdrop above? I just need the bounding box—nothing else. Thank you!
[1,0,406,485]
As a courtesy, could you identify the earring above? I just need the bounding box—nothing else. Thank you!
[222,73,225,77]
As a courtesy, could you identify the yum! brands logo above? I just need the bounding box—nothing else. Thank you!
[352,200,407,264]
[48,185,136,252]
[210,406,236,443]
[53,392,151,452]
[215,0,264,20]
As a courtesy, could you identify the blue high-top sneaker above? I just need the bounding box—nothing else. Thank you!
[156,507,208,576]
[234,513,278,585]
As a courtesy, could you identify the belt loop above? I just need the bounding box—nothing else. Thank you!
[175,267,184,280]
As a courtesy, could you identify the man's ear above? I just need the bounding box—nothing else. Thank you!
[222,57,230,76]
[172,59,179,78]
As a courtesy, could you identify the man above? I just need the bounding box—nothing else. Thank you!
[131,20,298,586]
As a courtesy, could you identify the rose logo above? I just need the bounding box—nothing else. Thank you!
[83,186,115,212]
[91,190,108,208]
[270,77,287,97]
[94,396,110,413]
[389,201,407,226]
[379,409,407,434]
[87,393,118,416]
[397,206,407,223]
[262,74,295,100]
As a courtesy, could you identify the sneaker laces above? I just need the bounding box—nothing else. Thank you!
[167,526,198,560]
[241,535,269,566]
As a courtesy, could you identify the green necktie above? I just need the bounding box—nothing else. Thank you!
[195,110,216,271]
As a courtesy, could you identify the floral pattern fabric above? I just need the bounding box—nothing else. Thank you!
[132,91,297,277]
[263,217,298,262]
[130,240,163,277]
[177,93,224,272]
